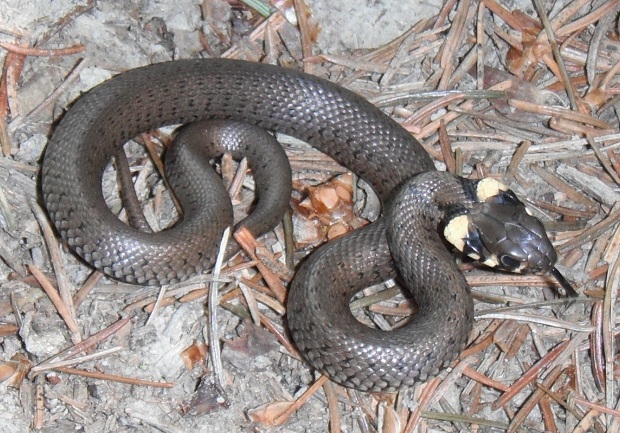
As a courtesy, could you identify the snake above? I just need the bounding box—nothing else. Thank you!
[41,59,566,392]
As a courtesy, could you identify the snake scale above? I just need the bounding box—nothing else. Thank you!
[41,59,562,392]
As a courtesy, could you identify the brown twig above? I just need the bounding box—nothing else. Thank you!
[53,366,173,388]
[507,365,564,433]
[492,340,569,410]
[273,375,329,425]
[33,316,131,372]
[234,227,288,303]
[0,41,85,56]
[27,264,80,340]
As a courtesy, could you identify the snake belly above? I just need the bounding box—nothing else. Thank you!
[41,59,472,392]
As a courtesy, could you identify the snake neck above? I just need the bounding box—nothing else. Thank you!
[386,171,474,316]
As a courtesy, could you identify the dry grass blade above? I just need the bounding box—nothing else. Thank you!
[403,378,441,432]
[34,346,124,372]
[72,271,103,308]
[531,0,578,110]
[437,0,471,89]
[508,99,612,129]
[421,410,514,431]
[323,381,342,433]
[558,203,620,253]
[462,365,508,391]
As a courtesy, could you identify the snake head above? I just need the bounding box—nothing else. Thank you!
[444,178,557,274]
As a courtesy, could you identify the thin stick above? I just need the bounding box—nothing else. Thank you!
[292,0,313,73]
[603,238,618,418]
[0,41,85,56]
[532,0,578,110]
[33,317,131,371]
[208,227,231,400]
[27,264,80,338]
[34,347,123,372]
[476,311,592,332]
[273,375,329,425]
[54,366,173,388]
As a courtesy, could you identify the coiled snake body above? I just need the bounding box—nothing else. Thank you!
[41,59,560,392]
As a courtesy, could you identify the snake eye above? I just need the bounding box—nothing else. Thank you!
[499,254,521,270]
[492,190,521,206]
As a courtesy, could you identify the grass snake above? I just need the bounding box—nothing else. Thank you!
[41,59,565,392]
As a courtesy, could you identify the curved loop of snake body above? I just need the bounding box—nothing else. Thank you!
[41,59,559,392]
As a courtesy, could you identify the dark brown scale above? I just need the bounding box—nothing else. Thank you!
[42,59,433,284]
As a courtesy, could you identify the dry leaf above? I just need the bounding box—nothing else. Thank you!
[180,341,208,370]
[0,353,31,388]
